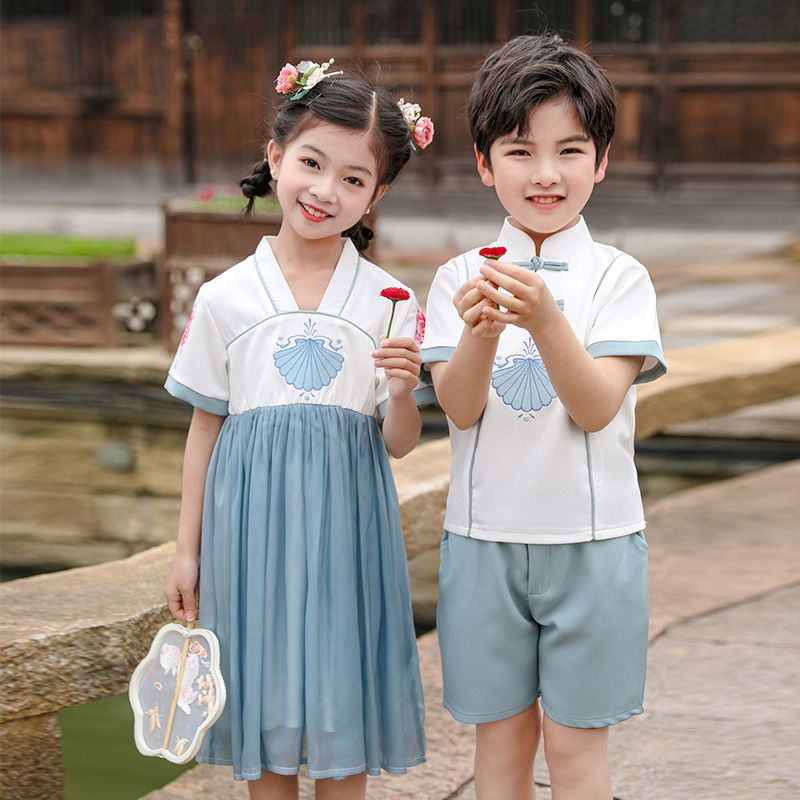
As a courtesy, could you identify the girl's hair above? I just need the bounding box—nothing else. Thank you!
[241,74,414,252]
[468,35,616,170]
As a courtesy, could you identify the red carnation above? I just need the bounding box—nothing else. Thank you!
[380,286,411,338]
[479,246,507,260]
[380,287,411,301]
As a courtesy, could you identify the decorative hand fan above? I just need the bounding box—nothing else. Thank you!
[129,620,226,764]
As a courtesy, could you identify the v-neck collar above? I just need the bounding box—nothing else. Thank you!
[494,215,593,263]
[253,236,361,315]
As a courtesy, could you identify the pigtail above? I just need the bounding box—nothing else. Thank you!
[343,220,374,253]
[240,158,273,215]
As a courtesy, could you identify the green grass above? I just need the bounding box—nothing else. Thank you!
[188,195,282,214]
[0,233,137,259]
[60,693,194,800]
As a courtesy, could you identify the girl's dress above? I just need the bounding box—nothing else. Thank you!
[165,237,430,781]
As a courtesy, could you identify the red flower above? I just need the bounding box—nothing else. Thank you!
[479,246,507,260]
[380,286,411,338]
[197,187,215,202]
[380,287,411,301]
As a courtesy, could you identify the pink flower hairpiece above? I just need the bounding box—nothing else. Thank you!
[397,99,434,151]
[276,58,343,101]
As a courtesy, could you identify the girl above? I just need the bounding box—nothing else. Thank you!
[164,61,433,800]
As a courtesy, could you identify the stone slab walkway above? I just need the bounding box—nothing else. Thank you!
[142,461,800,799]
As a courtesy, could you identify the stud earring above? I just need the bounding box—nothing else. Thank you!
[365,207,371,215]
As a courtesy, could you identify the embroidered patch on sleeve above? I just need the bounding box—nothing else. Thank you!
[414,309,426,345]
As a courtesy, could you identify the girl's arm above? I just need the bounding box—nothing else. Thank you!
[164,408,225,622]
[373,336,422,458]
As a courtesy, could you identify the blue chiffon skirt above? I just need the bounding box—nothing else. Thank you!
[196,404,426,780]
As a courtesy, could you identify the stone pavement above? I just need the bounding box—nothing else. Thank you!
[142,460,800,800]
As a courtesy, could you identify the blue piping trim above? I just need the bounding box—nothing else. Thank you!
[421,345,456,364]
[587,340,667,384]
[253,252,281,313]
[584,431,597,539]
[337,256,361,316]
[377,385,438,419]
[466,418,483,537]
[227,311,377,350]
[165,375,228,416]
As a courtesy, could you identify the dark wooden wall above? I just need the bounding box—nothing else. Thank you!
[1,0,798,191]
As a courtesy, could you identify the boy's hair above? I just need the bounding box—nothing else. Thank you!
[468,35,616,169]
[241,74,413,251]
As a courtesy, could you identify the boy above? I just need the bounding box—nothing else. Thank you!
[422,35,666,799]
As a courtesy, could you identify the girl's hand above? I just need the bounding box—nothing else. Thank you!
[372,337,421,398]
[164,552,199,623]
[454,274,506,338]
[476,260,559,336]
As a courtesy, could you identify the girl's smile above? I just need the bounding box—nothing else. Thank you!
[299,201,334,222]
[267,121,385,246]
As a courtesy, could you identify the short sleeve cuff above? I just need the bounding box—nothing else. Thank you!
[165,374,229,416]
[377,384,438,420]
[587,340,667,384]
[421,345,456,365]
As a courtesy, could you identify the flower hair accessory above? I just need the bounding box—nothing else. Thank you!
[380,287,410,338]
[397,99,434,151]
[276,58,343,101]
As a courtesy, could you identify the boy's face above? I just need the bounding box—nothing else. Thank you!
[476,96,608,245]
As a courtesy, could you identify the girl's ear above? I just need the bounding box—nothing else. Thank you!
[474,144,494,187]
[266,139,282,178]
[370,184,389,209]
[594,145,610,184]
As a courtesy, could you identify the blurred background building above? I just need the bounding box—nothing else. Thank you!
[1,0,799,195]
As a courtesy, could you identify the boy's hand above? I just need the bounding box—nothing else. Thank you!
[454,275,506,338]
[477,260,559,335]
[165,552,199,623]
[372,337,421,398]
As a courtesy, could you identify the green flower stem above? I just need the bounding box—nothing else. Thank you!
[385,301,398,339]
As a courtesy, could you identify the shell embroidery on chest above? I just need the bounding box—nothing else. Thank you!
[273,319,344,400]
[491,337,557,421]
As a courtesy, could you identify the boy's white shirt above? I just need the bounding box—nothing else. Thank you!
[422,216,666,544]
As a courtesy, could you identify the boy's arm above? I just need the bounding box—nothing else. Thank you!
[525,307,644,432]
[477,261,646,432]
[429,276,505,430]
[165,408,225,622]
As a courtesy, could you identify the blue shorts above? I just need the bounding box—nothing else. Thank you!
[436,531,649,728]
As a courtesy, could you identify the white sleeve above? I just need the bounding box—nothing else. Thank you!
[376,290,436,418]
[164,285,230,415]
[586,258,667,384]
[420,260,465,366]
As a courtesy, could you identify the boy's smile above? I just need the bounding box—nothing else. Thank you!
[476,96,608,249]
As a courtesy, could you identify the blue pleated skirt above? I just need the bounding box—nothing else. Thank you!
[196,404,426,781]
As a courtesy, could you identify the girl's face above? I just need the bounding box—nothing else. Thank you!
[267,121,386,243]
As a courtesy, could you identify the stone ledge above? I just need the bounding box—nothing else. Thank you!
[636,329,800,438]
[0,543,174,720]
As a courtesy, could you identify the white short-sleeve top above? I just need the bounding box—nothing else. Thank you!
[422,217,667,544]
[166,237,433,418]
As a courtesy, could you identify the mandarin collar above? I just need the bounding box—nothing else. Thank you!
[493,216,593,263]
[253,236,360,315]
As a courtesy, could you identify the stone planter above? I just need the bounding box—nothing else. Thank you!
[0,258,157,348]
